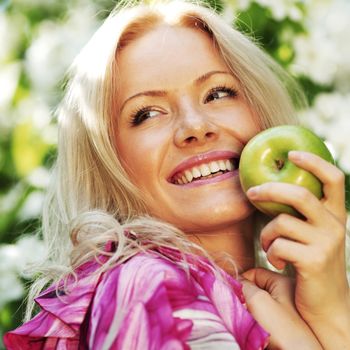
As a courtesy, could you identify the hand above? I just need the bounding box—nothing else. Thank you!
[241,268,322,350]
[246,151,350,349]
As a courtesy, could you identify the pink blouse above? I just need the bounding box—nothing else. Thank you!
[4,243,269,349]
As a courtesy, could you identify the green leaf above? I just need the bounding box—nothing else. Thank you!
[11,121,50,177]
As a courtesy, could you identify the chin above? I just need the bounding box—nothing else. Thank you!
[146,189,255,231]
[168,202,255,233]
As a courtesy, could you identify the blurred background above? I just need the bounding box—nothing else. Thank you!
[0,0,349,346]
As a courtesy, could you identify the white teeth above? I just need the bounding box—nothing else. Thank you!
[192,167,201,178]
[174,158,236,185]
[199,164,211,177]
[218,160,226,171]
[185,170,193,183]
[209,161,220,173]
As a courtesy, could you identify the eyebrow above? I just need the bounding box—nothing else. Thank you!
[120,70,233,112]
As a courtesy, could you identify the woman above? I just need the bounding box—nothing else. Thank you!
[4,1,350,349]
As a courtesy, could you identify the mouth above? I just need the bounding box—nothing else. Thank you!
[170,157,240,185]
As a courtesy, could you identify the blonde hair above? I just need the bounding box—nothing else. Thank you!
[26,0,306,319]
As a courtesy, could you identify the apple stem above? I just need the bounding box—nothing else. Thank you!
[275,159,284,170]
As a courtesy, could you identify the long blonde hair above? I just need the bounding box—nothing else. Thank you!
[26,0,306,319]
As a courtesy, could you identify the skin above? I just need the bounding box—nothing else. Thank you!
[114,24,350,348]
[116,25,259,272]
[246,151,350,349]
[241,268,321,349]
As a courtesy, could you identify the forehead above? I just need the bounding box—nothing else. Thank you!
[116,25,230,97]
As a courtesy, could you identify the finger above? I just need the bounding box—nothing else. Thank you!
[247,182,324,222]
[260,214,313,252]
[288,151,346,221]
[242,268,288,290]
[240,277,266,302]
[242,268,295,302]
[266,237,308,271]
[240,278,275,316]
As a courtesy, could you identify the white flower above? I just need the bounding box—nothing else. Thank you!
[26,167,51,189]
[292,0,350,87]
[0,62,21,120]
[0,182,24,214]
[15,235,46,277]
[15,94,53,128]
[300,92,350,172]
[0,272,24,309]
[0,243,24,306]
[0,235,46,306]
[0,236,45,275]
[222,2,237,24]
[291,32,337,85]
[256,0,303,21]
[0,244,21,273]
[25,3,98,103]
[12,93,58,146]
[339,145,350,173]
[18,191,45,221]
[326,118,350,173]
[0,12,24,63]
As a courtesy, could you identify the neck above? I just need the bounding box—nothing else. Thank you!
[187,216,256,276]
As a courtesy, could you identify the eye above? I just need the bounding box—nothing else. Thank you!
[205,86,238,103]
[129,106,162,126]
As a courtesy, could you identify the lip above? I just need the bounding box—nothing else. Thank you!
[168,150,240,183]
[181,169,239,188]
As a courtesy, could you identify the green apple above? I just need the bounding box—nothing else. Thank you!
[239,125,334,217]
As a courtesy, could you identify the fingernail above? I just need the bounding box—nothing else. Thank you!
[246,187,259,199]
[288,150,303,161]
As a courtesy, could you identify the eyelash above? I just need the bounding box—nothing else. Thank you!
[129,85,239,126]
[205,85,238,102]
[129,105,158,126]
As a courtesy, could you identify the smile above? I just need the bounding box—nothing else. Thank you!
[171,158,239,185]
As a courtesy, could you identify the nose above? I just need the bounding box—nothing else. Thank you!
[174,107,219,148]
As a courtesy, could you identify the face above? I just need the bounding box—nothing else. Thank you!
[115,25,260,233]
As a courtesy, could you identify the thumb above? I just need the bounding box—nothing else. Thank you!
[241,271,284,328]
[242,268,284,293]
[242,268,295,302]
[240,277,264,302]
[240,275,275,318]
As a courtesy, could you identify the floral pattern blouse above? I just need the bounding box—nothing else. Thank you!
[4,243,269,349]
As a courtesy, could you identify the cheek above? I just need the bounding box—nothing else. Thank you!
[115,129,164,187]
[117,137,147,176]
[219,107,259,138]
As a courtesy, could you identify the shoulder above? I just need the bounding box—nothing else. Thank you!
[99,251,193,300]
[88,251,195,349]
[2,251,190,350]
[92,250,197,314]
